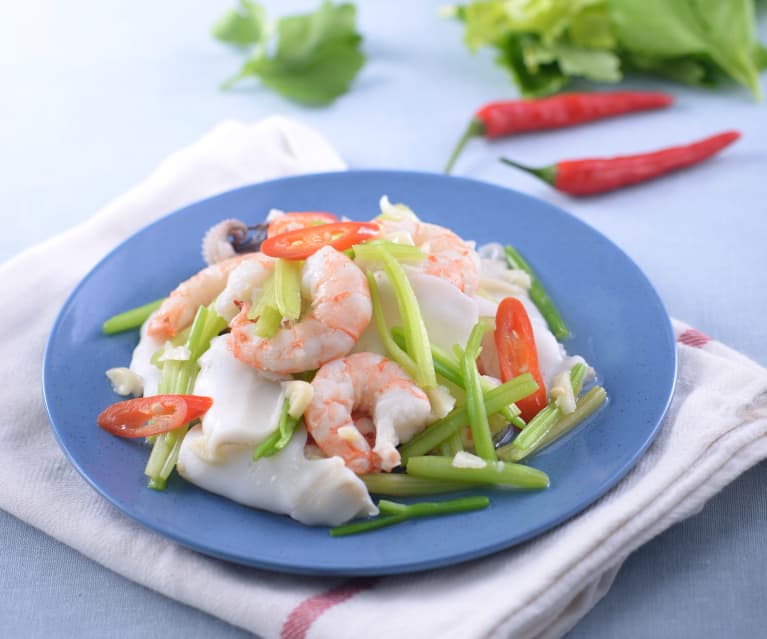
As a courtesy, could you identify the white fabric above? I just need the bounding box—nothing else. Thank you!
[1,118,766,639]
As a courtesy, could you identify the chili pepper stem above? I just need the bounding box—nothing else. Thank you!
[500,158,557,186]
[444,119,485,174]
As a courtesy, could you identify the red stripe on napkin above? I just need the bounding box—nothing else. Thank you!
[677,329,711,348]
[281,578,377,639]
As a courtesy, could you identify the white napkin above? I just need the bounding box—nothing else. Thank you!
[2,118,766,639]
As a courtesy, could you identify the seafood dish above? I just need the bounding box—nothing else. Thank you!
[97,197,607,533]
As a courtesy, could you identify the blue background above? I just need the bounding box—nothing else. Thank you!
[2,1,766,636]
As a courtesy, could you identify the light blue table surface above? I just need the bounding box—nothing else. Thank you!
[2,1,765,637]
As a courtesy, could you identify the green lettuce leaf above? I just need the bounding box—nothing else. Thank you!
[608,0,764,99]
[244,1,365,105]
[496,34,570,96]
[216,1,366,106]
[212,0,267,47]
[451,0,766,100]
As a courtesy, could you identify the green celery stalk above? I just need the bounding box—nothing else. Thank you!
[505,245,569,340]
[500,385,607,462]
[509,405,559,452]
[145,305,227,489]
[252,398,303,461]
[499,363,588,461]
[254,304,282,338]
[366,272,419,380]
[379,249,436,389]
[361,472,482,496]
[274,258,302,321]
[251,430,282,462]
[102,298,166,335]
[391,327,522,428]
[354,240,426,263]
[399,373,538,462]
[406,456,549,489]
[461,322,496,460]
[329,496,489,536]
[248,271,276,320]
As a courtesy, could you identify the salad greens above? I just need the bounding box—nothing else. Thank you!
[449,0,767,99]
[213,0,366,106]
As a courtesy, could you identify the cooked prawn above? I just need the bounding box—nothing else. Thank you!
[377,199,480,294]
[147,253,273,339]
[229,246,372,374]
[304,353,432,474]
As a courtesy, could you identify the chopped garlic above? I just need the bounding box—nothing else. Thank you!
[158,345,191,362]
[381,229,416,245]
[338,425,368,451]
[427,384,456,421]
[282,380,314,419]
[550,370,577,415]
[105,367,143,396]
[452,451,487,469]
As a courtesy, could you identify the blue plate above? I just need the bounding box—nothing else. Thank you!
[43,171,676,576]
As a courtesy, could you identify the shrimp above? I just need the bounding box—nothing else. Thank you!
[377,198,480,294]
[304,353,432,474]
[229,245,372,374]
[147,253,273,339]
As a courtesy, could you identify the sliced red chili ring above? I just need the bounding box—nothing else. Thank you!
[261,221,379,260]
[97,395,213,438]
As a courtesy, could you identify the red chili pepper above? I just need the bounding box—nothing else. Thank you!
[494,297,547,422]
[97,395,213,438]
[267,212,338,238]
[261,221,379,260]
[445,91,674,173]
[500,130,740,196]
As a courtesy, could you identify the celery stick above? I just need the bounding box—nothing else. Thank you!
[254,304,282,338]
[462,322,496,460]
[392,327,460,386]
[329,496,489,536]
[145,305,226,489]
[274,400,300,449]
[399,373,538,462]
[354,240,426,264]
[330,514,406,536]
[500,386,607,462]
[498,364,591,462]
[158,425,190,480]
[274,258,302,321]
[505,245,569,340]
[361,472,482,496]
[446,432,464,456]
[406,456,549,489]
[102,298,165,335]
[379,249,436,389]
[570,362,587,396]
[538,386,606,449]
[252,399,302,461]
[248,271,276,320]
[512,406,559,450]
[366,272,419,380]
[377,496,489,517]
[252,430,281,462]
[392,326,522,427]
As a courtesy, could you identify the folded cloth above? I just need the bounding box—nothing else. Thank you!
[1,118,766,639]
